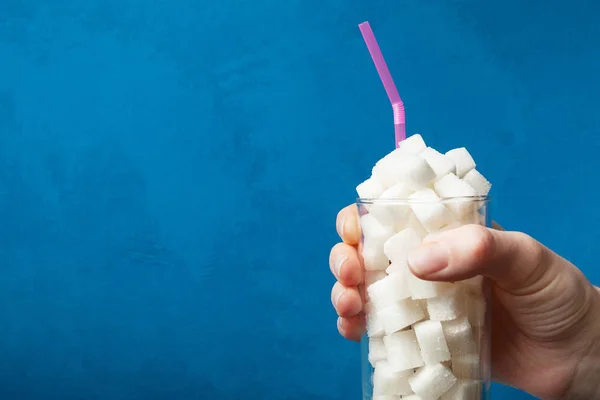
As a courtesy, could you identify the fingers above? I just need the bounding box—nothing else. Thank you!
[331,282,363,317]
[407,224,555,293]
[336,204,361,245]
[337,314,365,342]
[329,242,363,286]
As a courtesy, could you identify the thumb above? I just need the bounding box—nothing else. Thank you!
[407,224,557,293]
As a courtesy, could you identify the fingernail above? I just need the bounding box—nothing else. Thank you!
[333,288,345,307]
[408,242,450,275]
[337,217,346,239]
[337,317,344,333]
[333,256,347,278]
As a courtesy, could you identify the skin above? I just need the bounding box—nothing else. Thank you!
[329,204,600,399]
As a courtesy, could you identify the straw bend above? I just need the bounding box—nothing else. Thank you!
[358,21,406,145]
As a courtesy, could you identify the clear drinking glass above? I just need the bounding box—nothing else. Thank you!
[357,196,491,400]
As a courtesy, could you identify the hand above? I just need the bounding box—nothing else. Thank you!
[329,204,600,399]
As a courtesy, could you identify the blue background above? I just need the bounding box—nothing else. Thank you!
[1,0,598,399]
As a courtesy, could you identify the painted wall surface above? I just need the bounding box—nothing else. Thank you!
[1,1,598,399]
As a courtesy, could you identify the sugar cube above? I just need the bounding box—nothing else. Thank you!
[378,182,414,224]
[372,148,413,189]
[379,299,425,335]
[463,169,491,196]
[427,284,464,321]
[373,396,403,400]
[409,273,452,300]
[406,213,429,238]
[361,214,395,242]
[383,329,424,371]
[433,173,478,218]
[413,320,451,365]
[409,188,455,232]
[366,271,388,287]
[401,396,424,400]
[420,147,456,179]
[396,154,437,190]
[452,354,480,380]
[408,364,457,400]
[445,148,476,178]
[357,177,385,199]
[373,361,414,396]
[369,338,388,367]
[383,228,422,265]
[399,133,427,154]
[441,380,482,400]
[386,260,408,275]
[442,317,476,357]
[365,302,385,338]
[362,237,390,271]
[367,273,411,309]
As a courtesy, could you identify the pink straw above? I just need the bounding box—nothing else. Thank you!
[358,21,406,147]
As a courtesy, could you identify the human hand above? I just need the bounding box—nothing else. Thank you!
[329,204,600,399]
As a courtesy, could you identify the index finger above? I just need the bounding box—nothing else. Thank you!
[336,204,361,245]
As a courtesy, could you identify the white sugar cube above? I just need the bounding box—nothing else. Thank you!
[427,285,464,321]
[445,148,476,178]
[373,361,414,396]
[406,213,429,238]
[367,273,411,309]
[409,273,452,300]
[373,396,403,400]
[365,302,386,338]
[357,177,385,199]
[402,396,424,400]
[386,260,408,275]
[362,237,390,271]
[463,169,491,196]
[441,380,482,400]
[466,294,487,327]
[366,271,388,287]
[409,188,455,232]
[433,173,477,199]
[361,214,395,242]
[378,182,414,224]
[417,300,430,319]
[442,317,476,357]
[383,329,424,371]
[413,320,451,365]
[372,148,413,189]
[433,173,478,218]
[383,228,422,265]
[369,337,388,367]
[420,147,456,179]
[452,354,480,380]
[409,364,457,400]
[379,299,425,335]
[399,133,427,154]
[397,154,437,189]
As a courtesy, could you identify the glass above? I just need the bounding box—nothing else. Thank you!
[357,196,491,400]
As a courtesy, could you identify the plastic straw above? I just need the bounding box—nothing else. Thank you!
[358,21,406,147]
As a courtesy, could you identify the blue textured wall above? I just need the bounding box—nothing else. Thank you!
[1,1,598,399]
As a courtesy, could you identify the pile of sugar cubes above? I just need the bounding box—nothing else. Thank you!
[357,134,491,400]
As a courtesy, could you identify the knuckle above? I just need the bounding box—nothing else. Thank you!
[511,231,546,267]
[465,224,496,262]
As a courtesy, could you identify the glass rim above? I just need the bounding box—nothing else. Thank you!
[356,195,491,205]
